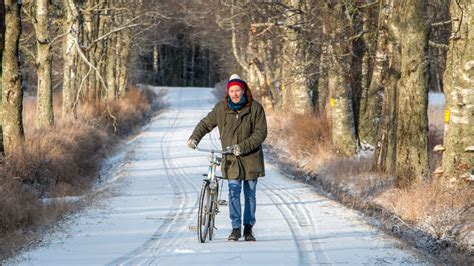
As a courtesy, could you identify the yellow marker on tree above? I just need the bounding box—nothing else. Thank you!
[444,108,450,123]
[330,98,335,107]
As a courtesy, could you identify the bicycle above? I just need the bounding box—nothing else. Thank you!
[195,146,232,243]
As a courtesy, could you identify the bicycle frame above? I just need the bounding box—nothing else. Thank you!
[195,146,232,242]
[196,146,232,182]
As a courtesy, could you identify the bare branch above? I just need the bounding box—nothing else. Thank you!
[72,35,108,94]
[50,30,69,46]
[358,1,379,9]
[347,30,371,42]
[74,66,92,111]
[87,23,141,50]
[429,40,449,51]
[431,20,452,27]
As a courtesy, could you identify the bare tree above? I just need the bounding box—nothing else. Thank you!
[0,0,5,153]
[280,0,313,114]
[326,1,357,156]
[357,1,382,146]
[441,0,473,186]
[105,0,117,100]
[395,0,430,185]
[2,0,24,154]
[34,0,54,128]
[61,0,79,119]
[373,0,401,174]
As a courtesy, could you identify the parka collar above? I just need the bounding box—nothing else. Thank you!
[225,101,251,115]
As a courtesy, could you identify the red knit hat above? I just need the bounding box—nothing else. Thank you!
[226,74,247,92]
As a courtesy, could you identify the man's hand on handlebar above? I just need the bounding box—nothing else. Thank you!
[230,144,241,156]
[187,139,198,149]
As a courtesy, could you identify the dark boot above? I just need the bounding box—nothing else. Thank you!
[228,228,241,241]
[243,224,256,241]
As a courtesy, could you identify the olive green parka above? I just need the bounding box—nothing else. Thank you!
[189,97,267,180]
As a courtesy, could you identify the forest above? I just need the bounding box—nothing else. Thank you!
[0,0,472,262]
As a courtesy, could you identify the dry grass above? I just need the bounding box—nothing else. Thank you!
[320,156,396,198]
[266,107,473,256]
[267,112,387,198]
[267,112,335,170]
[375,179,472,241]
[286,114,334,159]
[0,87,162,261]
[0,182,75,260]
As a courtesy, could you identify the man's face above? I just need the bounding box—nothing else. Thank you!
[228,85,244,104]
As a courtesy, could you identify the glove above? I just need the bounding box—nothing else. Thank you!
[187,139,198,149]
[232,144,242,156]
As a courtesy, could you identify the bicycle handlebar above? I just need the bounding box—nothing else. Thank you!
[196,146,233,154]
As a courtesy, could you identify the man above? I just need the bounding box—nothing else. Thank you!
[187,74,267,241]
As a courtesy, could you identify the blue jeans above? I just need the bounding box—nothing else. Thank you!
[228,179,258,229]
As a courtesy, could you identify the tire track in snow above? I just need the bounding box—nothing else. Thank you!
[143,88,190,264]
[139,87,204,265]
[263,179,332,264]
[148,88,229,263]
[146,87,221,262]
[259,182,305,265]
[110,88,190,265]
[147,134,202,264]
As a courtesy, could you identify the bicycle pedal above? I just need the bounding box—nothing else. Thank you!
[218,200,228,206]
[188,225,197,232]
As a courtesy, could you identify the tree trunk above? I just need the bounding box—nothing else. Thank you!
[153,44,159,74]
[358,1,388,146]
[256,38,271,107]
[395,0,430,185]
[0,0,5,153]
[230,0,249,74]
[317,43,329,113]
[441,0,473,186]
[373,0,401,175]
[62,0,79,119]
[117,27,131,98]
[263,37,280,108]
[247,27,260,96]
[35,0,54,128]
[2,0,24,154]
[83,0,95,101]
[357,8,375,145]
[95,0,107,99]
[207,49,213,87]
[105,12,117,101]
[182,42,188,87]
[159,45,165,84]
[358,10,371,118]
[281,0,312,114]
[327,2,357,156]
[190,43,195,86]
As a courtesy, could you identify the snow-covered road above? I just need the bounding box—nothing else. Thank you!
[10,87,426,265]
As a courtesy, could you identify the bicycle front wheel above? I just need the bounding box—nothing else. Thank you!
[208,180,219,241]
[197,181,212,243]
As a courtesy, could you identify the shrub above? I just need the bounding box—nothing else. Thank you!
[0,87,161,261]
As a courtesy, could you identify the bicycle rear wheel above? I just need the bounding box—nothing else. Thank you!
[197,181,212,243]
[208,180,219,241]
